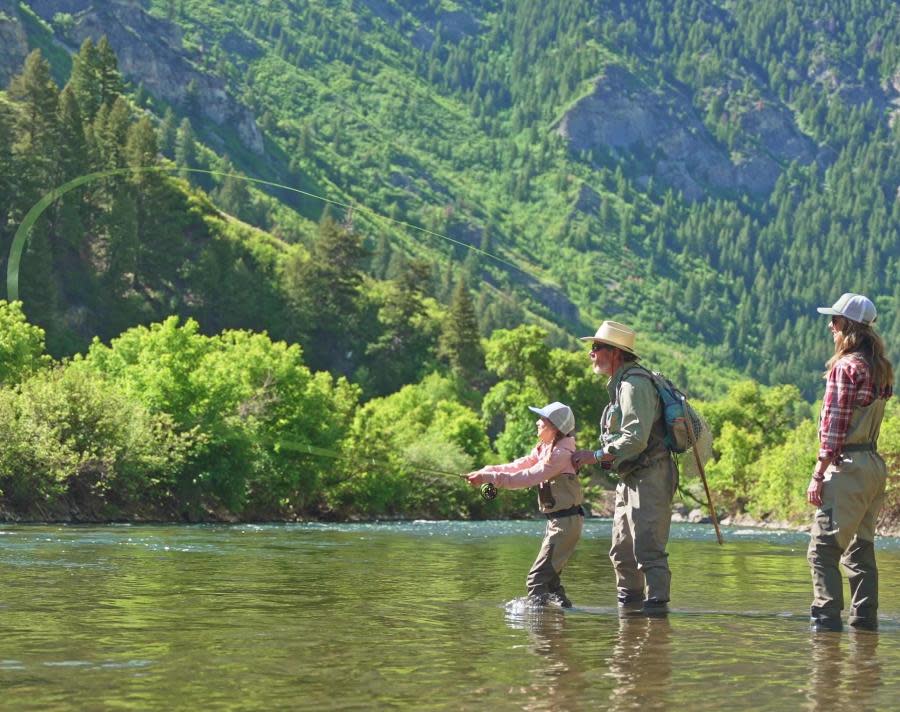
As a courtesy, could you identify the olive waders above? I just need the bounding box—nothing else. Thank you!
[808,396,887,631]
[604,367,678,613]
[527,470,584,607]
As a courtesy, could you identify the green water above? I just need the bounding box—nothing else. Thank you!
[1,520,898,710]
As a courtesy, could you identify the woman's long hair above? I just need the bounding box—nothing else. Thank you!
[826,318,895,395]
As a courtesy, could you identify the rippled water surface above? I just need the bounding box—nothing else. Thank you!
[1,520,898,710]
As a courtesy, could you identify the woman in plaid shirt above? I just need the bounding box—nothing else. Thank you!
[807,293,894,631]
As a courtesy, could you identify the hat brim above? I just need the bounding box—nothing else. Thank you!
[579,336,639,356]
[816,307,840,316]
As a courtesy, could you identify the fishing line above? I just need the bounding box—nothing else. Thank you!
[6,165,535,302]
[274,438,497,500]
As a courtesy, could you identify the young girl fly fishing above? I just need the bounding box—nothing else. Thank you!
[466,402,584,608]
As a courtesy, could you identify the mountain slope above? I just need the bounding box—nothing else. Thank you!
[4,0,899,398]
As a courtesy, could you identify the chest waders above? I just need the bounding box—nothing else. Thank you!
[808,396,887,631]
[603,371,677,613]
[526,462,584,607]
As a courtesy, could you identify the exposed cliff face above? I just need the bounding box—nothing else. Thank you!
[555,66,817,201]
[0,0,29,88]
[25,0,264,156]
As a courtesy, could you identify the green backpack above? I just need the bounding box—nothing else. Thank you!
[625,366,707,455]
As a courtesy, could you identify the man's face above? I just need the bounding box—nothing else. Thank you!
[589,342,615,375]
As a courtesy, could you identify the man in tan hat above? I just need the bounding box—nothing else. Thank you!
[572,321,678,615]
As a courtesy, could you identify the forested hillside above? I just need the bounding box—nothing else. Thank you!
[1,1,899,524]
[2,0,898,398]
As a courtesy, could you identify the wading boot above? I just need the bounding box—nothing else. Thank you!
[545,592,573,609]
[848,615,878,631]
[642,599,670,617]
[617,591,644,617]
[810,615,843,632]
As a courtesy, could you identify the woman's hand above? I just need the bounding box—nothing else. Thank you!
[466,471,487,486]
[807,475,825,507]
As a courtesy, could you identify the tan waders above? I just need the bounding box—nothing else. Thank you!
[602,364,677,613]
[808,397,887,631]
[526,507,584,606]
[610,455,678,611]
[527,469,584,606]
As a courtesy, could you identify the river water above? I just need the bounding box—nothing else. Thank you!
[1,520,898,710]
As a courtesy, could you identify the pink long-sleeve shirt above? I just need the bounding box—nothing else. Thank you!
[480,436,577,488]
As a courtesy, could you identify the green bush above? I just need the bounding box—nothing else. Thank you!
[0,366,187,511]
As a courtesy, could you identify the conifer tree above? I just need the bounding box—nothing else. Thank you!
[96,37,125,108]
[57,87,88,181]
[8,50,61,205]
[158,107,178,157]
[283,217,367,371]
[94,96,131,169]
[68,38,102,121]
[214,157,251,219]
[440,277,485,386]
[0,99,15,241]
[55,87,89,251]
[175,118,197,179]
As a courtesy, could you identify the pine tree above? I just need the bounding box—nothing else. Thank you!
[214,157,252,219]
[0,99,16,243]
[283,218,368,371]
[8,50,61,205]
[56,87,89,252]
[68,38,102,121]
[56,86,88,181]
[440,277,485,385]
[158,107,178,157]
[95,37,124,107]
[175,118,197,179]
[364,259,435,396]
[93,96,131,170]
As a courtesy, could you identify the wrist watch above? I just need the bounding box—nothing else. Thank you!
[594,447,612,470]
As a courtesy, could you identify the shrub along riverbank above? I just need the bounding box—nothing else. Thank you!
[0,301,898,528]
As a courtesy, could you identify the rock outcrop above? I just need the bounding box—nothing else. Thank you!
[0,0,29,88]
[26,0,264,155]
[555,65,817,201]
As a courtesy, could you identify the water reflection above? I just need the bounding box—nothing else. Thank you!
[806,631,881,712]
[504,600,586,711]
[607,616,672,711]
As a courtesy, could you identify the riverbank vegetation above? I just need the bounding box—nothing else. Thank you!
[1,301,898,527]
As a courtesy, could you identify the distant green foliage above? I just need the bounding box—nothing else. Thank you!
[80,316,359,514]
[697,380,811,510]
[0,364,187,511]
[0,301,48,384]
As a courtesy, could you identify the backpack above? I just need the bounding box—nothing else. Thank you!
[624,366,710,459]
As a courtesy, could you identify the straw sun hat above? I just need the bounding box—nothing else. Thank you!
[579,320,638,356]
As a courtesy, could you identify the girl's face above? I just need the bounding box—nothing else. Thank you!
[536,417,558,444]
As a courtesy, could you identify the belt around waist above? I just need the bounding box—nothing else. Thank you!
[842,443,876,452]
[544,505,584,519]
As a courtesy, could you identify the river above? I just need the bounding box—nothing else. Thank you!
[1,520,898,710]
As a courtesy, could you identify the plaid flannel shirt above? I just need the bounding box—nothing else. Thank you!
[818,354,880,460]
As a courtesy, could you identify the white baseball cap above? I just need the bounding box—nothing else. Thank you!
[816,293,877,325]
[528,402,575,436]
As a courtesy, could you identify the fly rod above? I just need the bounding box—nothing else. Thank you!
[275,439,498,500]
